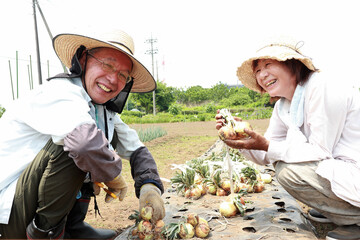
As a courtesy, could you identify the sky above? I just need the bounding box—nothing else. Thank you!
[1,0,359,106]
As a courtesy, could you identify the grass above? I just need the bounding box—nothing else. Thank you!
[136,126,167,142]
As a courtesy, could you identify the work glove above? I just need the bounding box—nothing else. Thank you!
[94,174,128,203]
[139,183,165,223]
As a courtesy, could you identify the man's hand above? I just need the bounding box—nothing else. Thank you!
[139,184,165,223]
[94,174,128,203]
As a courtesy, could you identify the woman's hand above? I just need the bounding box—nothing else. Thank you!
[215,110,242,130]
[223,128,269,151]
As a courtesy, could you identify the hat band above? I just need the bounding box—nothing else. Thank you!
[108,41,133,54]
[257,41,306,56]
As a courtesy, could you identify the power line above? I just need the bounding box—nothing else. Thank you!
[145,34,158,115]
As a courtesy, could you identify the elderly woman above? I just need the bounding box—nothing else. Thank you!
[216,38,360,240]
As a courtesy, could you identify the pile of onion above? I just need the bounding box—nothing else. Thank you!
[129,205,165,240]
[162,213,210,239]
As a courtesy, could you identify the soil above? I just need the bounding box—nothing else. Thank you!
[85,119,336,239]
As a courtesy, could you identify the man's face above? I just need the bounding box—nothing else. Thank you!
[80,47,133,104]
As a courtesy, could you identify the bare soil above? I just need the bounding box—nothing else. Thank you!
[85,119,334,239]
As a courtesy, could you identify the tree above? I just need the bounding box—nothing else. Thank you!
[210,82,230,102]
[155,82,176,112]
[131,82,176,114]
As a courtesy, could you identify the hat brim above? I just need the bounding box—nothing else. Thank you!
[53,34,156,93]
[237,45,316,93]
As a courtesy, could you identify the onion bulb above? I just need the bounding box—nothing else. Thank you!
[195,222,210,238]
[140,206,153,221]
[260,173,272,184]
[179,223,195,239]
[218,125,237,140]
[186,213,199,227]
[216,187,227,196]
[219,201,237,217]
[233,121,252,139]
[137,220,152,234]
[207,184,217,195]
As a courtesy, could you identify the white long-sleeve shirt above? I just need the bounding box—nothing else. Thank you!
[0,77,143,224]
[241,73,360,208]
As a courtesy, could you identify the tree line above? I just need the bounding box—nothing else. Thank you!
[128,82,272,114]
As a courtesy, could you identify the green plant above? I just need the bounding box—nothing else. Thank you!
[136,126,167,142]
[168,103,182,115]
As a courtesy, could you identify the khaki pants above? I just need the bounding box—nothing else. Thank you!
[0,140,86,239]
[275,161,360,226]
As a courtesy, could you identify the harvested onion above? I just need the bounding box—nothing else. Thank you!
[219,201,237,217]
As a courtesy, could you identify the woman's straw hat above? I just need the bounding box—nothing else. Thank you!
[236,37,317,93]
[53,29,155,93]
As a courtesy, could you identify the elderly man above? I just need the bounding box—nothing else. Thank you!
[0,29,164,239]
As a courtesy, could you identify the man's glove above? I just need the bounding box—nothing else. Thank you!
[139,183,165,223]
[94,174,128,203]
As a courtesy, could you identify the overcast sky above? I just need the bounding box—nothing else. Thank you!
[1,0,359,106]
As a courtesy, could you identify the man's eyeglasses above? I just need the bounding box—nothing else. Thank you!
[87,52,132,84]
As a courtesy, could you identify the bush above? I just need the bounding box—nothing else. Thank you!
[168,103,182,115]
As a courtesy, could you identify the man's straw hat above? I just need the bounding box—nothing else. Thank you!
[53,29,155,93]
[236,37,317,93]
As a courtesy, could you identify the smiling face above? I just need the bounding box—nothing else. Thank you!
[80,47,133,104]
[253,59,297,101]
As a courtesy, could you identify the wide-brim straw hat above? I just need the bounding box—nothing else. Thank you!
[236,37,317,93]
[53,29,155,93]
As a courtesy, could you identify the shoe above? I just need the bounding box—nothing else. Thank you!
[326,225,360,240]
[26,215,66,239]
[307,209,332,223]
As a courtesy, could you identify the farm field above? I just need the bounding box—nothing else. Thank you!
[85,119,334,239]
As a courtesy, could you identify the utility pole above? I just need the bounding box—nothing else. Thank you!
[32,0,42,85]
[145,34,158,115]
[35,0,67,73]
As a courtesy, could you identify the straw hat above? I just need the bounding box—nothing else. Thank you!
[53,29,155,93]
[236,37,317,93]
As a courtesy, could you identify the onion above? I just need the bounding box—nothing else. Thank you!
[234,121,252,139]
[131,228,138,236]
[186,213,199,227]
[189,186,202,200]
[219,201,237,217]
[218,125,237,140]
[216,187,228,196]
[198,217,209,228]
[195,222,210,238]
[154,219,165,235]
[184,188,191,198]
[138,220,152,234]
[206,184,217,195]
[140,206,153,221]
[220,179,231,192]
[179,223,195,239]
[197,184,207,195]
[260,173,272,184]
[254,181,265,193]
[143,233,154,240]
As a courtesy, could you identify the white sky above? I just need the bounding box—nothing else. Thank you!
[1,0,359,106]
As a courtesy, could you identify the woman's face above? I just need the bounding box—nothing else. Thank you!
[254,59,297,101]
[80,48,133,104]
